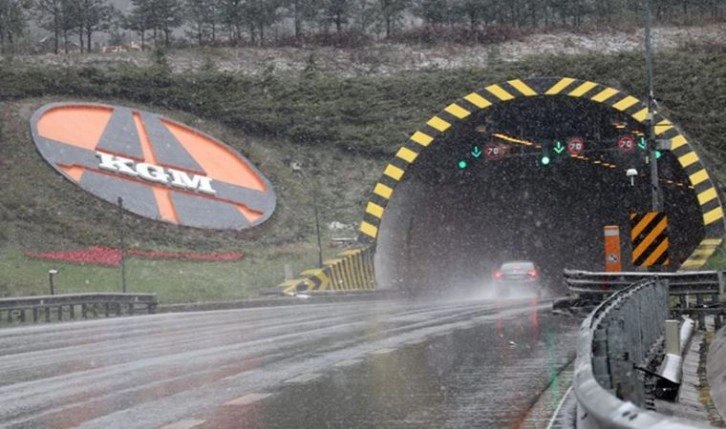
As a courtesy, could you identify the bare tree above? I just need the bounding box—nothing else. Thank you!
[321,0,351,33]
[33,0,62,53]
[283,0,320,39]
[0,0,30,48]
[377,0,407,37]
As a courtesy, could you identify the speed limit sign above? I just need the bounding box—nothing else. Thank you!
[484,143,504,160]
[617,135,635,153]
[566,137,585,156]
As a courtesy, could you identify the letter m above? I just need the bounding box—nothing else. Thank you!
[168,169,216,195]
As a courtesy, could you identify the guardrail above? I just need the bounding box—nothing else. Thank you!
[574,279,710,428]
[564,269,724,296]
[0,293,158,325]
[565,269,725,329]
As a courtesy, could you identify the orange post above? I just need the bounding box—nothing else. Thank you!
[604,225,622,272]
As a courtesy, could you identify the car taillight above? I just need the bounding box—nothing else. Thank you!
[528,270,538,278]
[494,270,504,279]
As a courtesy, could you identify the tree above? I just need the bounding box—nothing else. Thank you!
[282,0,319,39]
[126,0,183,48]
[376,0,407,37]
[124,0,152,49]
[321,0,351,33]
[350,0,376,33]
[412,0,455,25]
[185,0,216,45]
[246,0,280,44]
[78,0,112,52]
[0,0,29,48]
[33,0,63,53]
[451,0,487,29]
[154,0,184,47]
[219,0,245,43]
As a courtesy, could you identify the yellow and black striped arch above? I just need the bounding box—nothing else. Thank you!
[358,77,725,269]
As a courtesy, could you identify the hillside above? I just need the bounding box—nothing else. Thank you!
[1,42,725,302]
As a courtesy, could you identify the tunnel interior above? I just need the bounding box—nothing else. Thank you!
[375,96,704,296]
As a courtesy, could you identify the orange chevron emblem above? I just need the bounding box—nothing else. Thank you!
[31,103,276,230]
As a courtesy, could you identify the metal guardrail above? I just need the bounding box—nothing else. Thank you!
[574,279,710,428]
[564,269,725,296]
[565,269,726,329]
[0,293,158,325]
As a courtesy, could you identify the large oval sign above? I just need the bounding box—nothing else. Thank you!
[30,103,276,230]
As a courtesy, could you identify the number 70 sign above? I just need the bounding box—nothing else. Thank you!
[483,143,509,160]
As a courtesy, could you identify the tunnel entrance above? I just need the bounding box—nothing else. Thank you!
[362,78,724,296]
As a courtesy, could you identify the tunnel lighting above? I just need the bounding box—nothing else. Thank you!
[491,133,535,146]
[458,160,468,169]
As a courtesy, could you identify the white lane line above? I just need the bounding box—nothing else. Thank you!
[334,359,362,368]
[159,418,206,429]
[546,385,574,429]
[285,373,322,384]
[404,338,428,346]
[224,393,272,407]
[371,348,396,355]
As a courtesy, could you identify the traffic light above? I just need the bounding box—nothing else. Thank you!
[458,160,468,169]
[637,136,662,159]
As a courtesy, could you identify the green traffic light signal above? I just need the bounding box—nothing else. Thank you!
[655,150,662,159]
[541,155,551,165]
[458,160,468,169]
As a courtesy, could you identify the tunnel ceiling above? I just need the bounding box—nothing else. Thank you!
[359,77,725,293]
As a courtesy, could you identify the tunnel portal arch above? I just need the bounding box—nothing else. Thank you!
[359,77,725,273]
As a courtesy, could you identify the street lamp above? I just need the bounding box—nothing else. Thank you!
[626,168,638,187]
[48,269,58,295]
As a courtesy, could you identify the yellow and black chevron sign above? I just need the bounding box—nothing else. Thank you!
[630,212,669,266]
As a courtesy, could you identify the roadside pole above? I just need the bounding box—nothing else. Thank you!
[645,0,663,213]
[118,197,127,293]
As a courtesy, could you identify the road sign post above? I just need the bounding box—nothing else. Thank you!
[604,226,622,272]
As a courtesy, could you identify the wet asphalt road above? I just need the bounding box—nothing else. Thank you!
[0,296,580,429]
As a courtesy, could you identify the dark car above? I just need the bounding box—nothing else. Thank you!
[492,260,544,298]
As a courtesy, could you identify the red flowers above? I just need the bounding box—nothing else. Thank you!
[25,246,243,266]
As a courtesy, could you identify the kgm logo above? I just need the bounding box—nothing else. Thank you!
[30,103,276,230]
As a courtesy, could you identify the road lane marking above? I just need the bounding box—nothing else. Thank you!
[285,373,322,384]
[546,386,574,429]
[371,348,396,355]
[334,359,362,368]
[159,419,206,429]
[224,393,272,407]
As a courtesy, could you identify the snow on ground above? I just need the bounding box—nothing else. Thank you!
[10,24,726,77]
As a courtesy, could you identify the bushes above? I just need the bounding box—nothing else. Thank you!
[2,51,726,158]
[276,31,374,48]
[388,25,530,46]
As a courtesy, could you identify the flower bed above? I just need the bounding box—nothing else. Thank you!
[25,246,244,267]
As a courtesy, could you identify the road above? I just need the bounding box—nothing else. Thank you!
[0,296,580,428]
